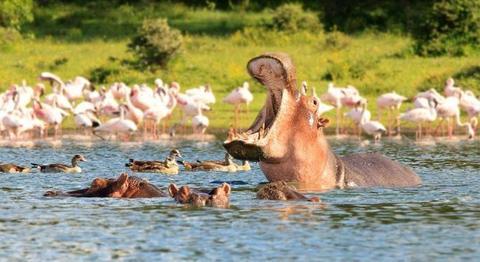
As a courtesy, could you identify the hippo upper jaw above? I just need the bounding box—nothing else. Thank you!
[223,54,300,162]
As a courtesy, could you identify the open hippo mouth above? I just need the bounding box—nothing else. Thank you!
[223,53,297,161]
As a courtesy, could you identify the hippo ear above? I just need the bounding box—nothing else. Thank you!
[220,183,231,196]
[117,173,129,185]
[247,53,296,93]
[179,186,190,196]
[168,184,178,197]
[91,178,108,188]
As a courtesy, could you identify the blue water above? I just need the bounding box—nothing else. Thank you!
[0,138,479,260]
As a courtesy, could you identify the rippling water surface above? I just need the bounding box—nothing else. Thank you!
[0,138,479,260]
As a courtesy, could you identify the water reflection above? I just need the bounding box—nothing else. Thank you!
[0,138,479,260]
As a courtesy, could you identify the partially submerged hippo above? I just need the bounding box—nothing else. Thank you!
[44,173,166,198]
[224,53,421,190]
[168,183,231,208]
[257,181,320,202]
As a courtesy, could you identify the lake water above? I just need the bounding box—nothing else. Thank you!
[0,137,479,261]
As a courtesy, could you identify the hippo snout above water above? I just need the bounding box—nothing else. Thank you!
[168,183,231,208]
[44,173,167,198]
[224,53,421,190]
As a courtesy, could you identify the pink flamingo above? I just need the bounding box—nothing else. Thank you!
[223,81,254,128]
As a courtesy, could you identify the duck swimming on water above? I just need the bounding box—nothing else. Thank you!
[31,154,87,173]
[178,153,238,172]
[126,149,182,175]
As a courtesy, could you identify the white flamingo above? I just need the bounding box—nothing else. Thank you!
[358,102,386,141]
[64,76,91,101]
[399,100,437,139]
[377,91,407,135]
[444,77,463,98]
[321,82,363,135]
[109,82,131,100]
[192,105,209,134]
[94,105,137,139]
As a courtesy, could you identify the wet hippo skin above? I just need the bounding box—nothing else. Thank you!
[224,53,421,190]
[44,173,167,198]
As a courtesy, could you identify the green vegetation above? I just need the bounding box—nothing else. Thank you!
[128,18,183,69]
[414,0,480,56]
[1,1,480,132]
[0,0,33,30]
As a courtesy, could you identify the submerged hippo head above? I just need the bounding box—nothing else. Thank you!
[223,53,332,187]
[44,173,165,198]
[168,183,231,208]
[256,181,320,202]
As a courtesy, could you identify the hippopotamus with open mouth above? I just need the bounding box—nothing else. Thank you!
[223,53,421,190]
[44,173,166,198]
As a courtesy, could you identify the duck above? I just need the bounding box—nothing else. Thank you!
[31,154,87,173]
[0,163,30,173]
[178,153,237,172]
[126,149,182,175]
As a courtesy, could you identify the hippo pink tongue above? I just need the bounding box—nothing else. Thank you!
[223,53,296,161]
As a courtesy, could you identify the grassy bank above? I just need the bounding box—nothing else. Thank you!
[1,2,479,131]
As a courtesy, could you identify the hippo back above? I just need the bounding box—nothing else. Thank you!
[340,153,421,188]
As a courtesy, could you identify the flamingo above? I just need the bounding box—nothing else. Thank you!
[434,94,462,137]
[415,88,445,104]
[97,90,119,117]
[459,91,480,137]
[44,86,73,112]
[33,99,66,138]
[358,101,386,141]
[124,91,144,126]
[321,82,363,135]
[64,76,91,101]
[192,105,209,134]
[223,81,254,128]
[186,84,216,105]
[74,110,101,135]
[130,85,156,111]
[39,72,64,89]
[444,77,463,98]
[94,104,137,139]
[109,82,131,100]
[376,91,407,135]
[345,103,371,137]
[399,100,437,139]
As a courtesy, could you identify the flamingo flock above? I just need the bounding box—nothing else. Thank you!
[0,73,477,142]
[0,73,229,140]
[318,77,478,141]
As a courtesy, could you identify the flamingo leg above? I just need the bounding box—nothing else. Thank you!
[433,118,445,137]
[335,106,340,136]
[395,108,401,136]
[419,122,423,140]
[447,117,453,138]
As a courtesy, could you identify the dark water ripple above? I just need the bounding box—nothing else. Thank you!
[0,138,479,260]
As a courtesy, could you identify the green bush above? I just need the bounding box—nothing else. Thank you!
[128,18,183,70]
[414,0,480,56]
[324,27,351,50]
[270,3,321,33]
[0,0,33,30]
[0,27,22,46]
